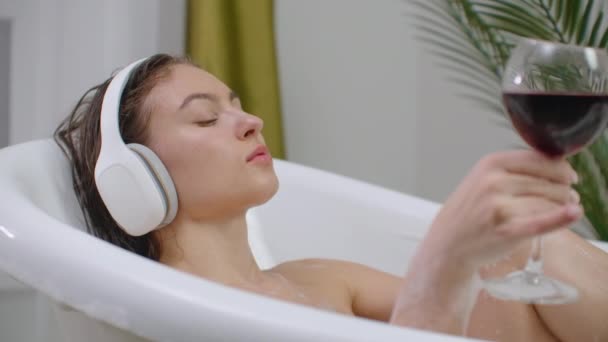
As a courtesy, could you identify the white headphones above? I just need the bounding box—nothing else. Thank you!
[95,57,178,236]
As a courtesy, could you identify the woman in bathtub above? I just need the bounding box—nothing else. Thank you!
[54,54,608,341]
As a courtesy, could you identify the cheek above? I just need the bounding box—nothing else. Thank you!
[167,137,217,180]
[164,134,241,193]
[157,127,217,166]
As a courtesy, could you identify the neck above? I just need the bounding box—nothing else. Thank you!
[157,212,265,287]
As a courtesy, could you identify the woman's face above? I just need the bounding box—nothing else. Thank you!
[143,64,279,220]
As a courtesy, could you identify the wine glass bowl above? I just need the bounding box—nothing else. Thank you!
[502,40,608,158]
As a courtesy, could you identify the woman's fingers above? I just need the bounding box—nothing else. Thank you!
[501,174,579,205]
[486,150,577,185]
[425,149,583,269]
[494,196,558,223]
[496,203,583,239]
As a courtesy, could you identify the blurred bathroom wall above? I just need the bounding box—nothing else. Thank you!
[0,0,185,145]
[275,0,518,202]
[275,0,420,198]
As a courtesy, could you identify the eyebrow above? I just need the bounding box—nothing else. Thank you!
[179,91,240,110]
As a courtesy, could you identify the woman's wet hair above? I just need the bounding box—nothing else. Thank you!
[54,54,191,260]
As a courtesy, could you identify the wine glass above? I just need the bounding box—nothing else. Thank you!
[484,38,608,304]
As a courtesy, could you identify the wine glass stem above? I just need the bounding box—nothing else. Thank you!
[524,236,544,276]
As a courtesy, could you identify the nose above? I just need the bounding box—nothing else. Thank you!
[236,111,264,140]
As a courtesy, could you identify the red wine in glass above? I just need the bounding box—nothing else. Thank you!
[503,92,608,158]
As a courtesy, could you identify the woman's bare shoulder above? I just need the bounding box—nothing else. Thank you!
[272,258,402,321]
[271,258,392,281]
[271,258,357,286]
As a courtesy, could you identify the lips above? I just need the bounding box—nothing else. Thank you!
[246,145,270,162]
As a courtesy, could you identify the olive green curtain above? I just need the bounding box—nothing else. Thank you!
[186,0,285,158]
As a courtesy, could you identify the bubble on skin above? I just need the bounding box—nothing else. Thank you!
[256,272,319,308]
[573,243,595,260]
[264,273,293,296]
[232,271,342,314]
[462,272,483,336]
[274,273,340,312]
[480,253,517,273]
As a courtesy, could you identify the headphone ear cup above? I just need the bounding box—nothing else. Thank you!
[127,143,178,226]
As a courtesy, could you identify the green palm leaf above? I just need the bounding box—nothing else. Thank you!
[412,0,608,240]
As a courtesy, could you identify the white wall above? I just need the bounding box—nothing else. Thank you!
[275,0,420,196]
[0,0,186,145]
[276,0,518,202]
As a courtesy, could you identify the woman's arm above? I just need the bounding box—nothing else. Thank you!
[387,245,482,335]
[334,252,479,333]
[340,230,608,341]
[335,150,588,337]
[369,150,581,335]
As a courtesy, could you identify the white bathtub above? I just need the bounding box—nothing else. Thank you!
[0,140,605,342]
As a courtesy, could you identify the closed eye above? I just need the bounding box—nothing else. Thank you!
[196,118,218,127]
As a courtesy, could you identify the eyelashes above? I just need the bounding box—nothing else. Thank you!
[194,110,219,127]
[196,118,218,127]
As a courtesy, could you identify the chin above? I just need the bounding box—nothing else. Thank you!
[250,175,279,206]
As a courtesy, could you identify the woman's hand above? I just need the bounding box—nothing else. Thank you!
[419,150,582,271]
[390,150,583,334]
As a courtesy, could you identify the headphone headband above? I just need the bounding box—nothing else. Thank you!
[97,58,147,161]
